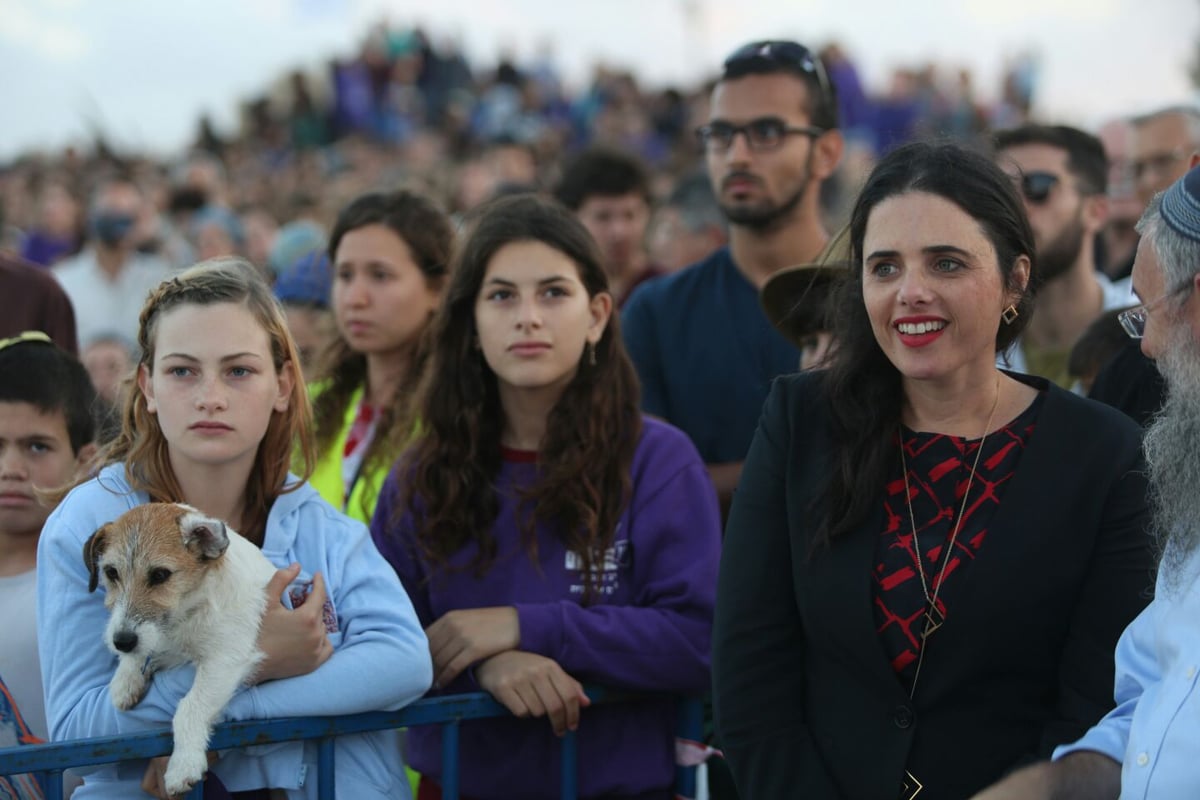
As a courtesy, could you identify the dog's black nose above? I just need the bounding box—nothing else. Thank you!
[112,631,138,653]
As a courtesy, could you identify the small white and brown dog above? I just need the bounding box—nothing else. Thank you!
[84,502,277,796]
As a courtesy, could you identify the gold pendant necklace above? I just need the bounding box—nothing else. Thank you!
[899,374,1000,692]
[897,375,1001,800]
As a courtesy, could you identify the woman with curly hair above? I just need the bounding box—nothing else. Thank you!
[371,194,721,800]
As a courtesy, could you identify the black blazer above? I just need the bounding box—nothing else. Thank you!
[713,371,1154,800]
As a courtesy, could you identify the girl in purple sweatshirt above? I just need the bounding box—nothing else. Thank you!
[370,194,722,800]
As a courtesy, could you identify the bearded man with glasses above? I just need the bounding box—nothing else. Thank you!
[621,39,844,518]
[993,125,1134,390]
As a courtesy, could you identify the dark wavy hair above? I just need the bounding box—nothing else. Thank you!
[313,190,453,517]
[396,193,642,598]
[816,141,1036,550]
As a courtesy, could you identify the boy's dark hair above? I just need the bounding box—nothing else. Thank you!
[553,147,652,211]
[0,335,97,453]
[994,124,1109,196]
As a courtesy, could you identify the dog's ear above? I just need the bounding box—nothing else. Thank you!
[84,524,110,593]
[180,513,230,561]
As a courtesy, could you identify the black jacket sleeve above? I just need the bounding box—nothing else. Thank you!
[713,377,844,798]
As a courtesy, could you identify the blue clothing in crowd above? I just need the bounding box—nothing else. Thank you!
[621,247,798,465]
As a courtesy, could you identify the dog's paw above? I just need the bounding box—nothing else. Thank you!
[163,750,209,797]
[109,668,148,711]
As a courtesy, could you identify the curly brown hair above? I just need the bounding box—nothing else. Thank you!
[395,194,642,599]
[312,190,454,517]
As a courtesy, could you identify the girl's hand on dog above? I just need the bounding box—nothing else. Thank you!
[253,564,333,683]
[141,752,219,799]
[425,606,520,688]
[475,651,590,737]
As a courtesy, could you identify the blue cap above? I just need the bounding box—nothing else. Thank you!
[273,250,332,309]
[1161,164,1200,244]
[268,220,326,276]
[190,206,245,246]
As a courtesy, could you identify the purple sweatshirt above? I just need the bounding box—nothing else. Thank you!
[370,416,721,800]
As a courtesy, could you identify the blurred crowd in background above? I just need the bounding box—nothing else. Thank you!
[0,21,1045,275]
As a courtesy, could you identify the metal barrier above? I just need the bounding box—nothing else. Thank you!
[0,687,703,800]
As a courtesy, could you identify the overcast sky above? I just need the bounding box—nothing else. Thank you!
[1,0,1196,161]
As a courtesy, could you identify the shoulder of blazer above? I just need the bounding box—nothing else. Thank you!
[764,371,837,493]
[769,370,830,427]
[1038,378,1145,457]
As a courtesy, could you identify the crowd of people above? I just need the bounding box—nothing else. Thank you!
[3,18,1200,800]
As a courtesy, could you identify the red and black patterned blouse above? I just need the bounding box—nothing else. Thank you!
[873,392,1044,687]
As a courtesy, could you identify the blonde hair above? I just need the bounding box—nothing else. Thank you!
[89,257,315,539]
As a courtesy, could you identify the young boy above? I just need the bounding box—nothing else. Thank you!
[0,331,96,798]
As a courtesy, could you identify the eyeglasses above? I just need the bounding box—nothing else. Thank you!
[695,117,825,152]
[1017,171,1060,205]
[722,40,834,110]
[1131,147,1190,181]
[1117,282,1194,338]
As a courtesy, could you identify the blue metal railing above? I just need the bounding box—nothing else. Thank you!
[0,688,703,800]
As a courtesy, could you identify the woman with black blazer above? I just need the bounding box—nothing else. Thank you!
[712,142,1155,800]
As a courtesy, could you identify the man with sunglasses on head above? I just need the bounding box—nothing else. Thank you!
[621,39,844,517]
[994,125,1132,389]
[972,162,1200,800]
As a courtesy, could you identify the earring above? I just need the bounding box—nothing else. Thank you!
[588,341,597,367]
[1001,304,1019,325]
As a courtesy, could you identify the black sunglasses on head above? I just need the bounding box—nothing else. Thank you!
[723,40,833,107]
[1018,171,1060,204]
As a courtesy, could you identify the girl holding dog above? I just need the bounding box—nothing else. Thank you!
[38,259,432,799]
[308,190,454,525]
[370,194,722,800]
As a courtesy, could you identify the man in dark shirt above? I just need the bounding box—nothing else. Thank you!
[622,40,844,513]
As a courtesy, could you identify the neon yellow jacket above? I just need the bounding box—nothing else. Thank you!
[308,384,391,526]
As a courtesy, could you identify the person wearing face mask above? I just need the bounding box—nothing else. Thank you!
[53,176,172,348]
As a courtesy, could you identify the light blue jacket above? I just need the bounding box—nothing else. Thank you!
[37,464,433,799]
[1054,549,1200,799]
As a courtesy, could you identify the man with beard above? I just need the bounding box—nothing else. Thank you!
[971,165,1200,800]
[621,40,843,514]
[994,125,1132,388]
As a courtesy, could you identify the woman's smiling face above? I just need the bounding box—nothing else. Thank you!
[862,191,1027,386]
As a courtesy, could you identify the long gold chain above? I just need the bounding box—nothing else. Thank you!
[900,373,1000,696]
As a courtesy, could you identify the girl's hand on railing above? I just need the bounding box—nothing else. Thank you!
[253,565,334,683]
[141,752,218,799]
[475,651,591,737]
[425,606,520,688]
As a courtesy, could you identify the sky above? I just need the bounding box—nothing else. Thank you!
[0,0,1196,161]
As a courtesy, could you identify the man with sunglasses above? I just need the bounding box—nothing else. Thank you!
[973,165,1200,800]
[994,125,1132,389]
[621,39,843,516]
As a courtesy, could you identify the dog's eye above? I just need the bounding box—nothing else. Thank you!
[103,566,119,583]
[148,568,173,586]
